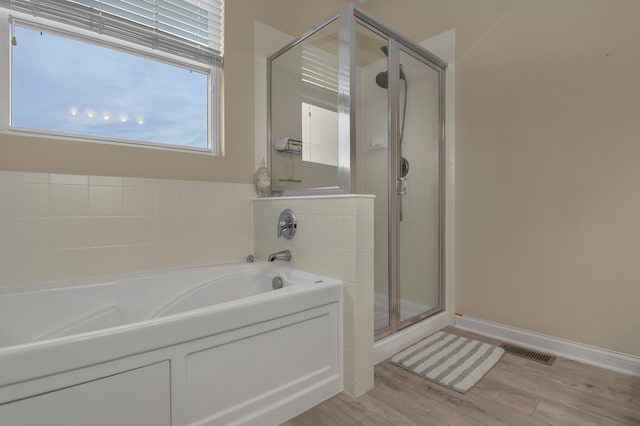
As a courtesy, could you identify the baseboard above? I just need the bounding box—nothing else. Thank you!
[374,311,450,364]
[455,316,640,378]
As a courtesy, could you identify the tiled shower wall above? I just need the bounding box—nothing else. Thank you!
[253,195,375,397]
[0,171,255,285]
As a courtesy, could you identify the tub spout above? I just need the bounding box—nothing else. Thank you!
[268,249,292,262]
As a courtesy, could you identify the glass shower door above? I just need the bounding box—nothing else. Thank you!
[354,24,390,333]
[396,48,442,327]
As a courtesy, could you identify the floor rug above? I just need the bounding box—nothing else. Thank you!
[391,331,504,393]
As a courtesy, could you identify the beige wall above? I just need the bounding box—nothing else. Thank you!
[454,2,640,357]
[364,0,640,356]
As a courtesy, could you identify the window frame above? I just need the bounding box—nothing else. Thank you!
[0,8,221,155]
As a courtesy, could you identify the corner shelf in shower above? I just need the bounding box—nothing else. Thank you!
[273,138,303,155]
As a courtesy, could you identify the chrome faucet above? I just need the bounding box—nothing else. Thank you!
[268,249,292,262]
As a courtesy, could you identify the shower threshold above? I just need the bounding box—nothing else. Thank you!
[374,292,434,331]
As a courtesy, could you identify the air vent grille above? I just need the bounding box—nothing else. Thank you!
[501,343,556,365]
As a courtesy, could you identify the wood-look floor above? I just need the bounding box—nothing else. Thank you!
[283,327,640,426]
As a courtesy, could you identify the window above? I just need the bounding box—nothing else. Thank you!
[301,102,338,167]
[0,0,223,153]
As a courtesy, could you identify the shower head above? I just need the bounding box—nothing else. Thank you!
[375,45,406,89]
[375,65,406,89]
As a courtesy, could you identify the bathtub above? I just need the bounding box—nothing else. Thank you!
[0,262,343,426]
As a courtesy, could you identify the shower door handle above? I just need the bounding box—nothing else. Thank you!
[397,177,407,195]
[397,178,407,221]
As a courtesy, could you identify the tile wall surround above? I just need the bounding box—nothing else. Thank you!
[0,171,255,285]
[253,195,375,397]
[1,171,376,396]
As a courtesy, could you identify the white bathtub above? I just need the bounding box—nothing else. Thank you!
[0,262,343,426]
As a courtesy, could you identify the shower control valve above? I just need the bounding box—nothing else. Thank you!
[277,209,297,239]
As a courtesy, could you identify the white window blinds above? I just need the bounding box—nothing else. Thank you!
[301,44,338,93]
[0,0,223,66]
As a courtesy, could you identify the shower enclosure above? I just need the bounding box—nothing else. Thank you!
[268,4,446,340]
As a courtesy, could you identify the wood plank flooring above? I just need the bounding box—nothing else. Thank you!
[283,327,640,425]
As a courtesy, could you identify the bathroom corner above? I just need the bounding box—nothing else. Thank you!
[253,195,375,396]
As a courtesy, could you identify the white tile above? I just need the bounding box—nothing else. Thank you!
[285,241,313,272]
[0,183,5,217]
[180,216,202,243]
[251,200,269,219]
[90,246,136,276]
[4,183,49,217]
[312,246,357,281]
[447,140,456,164]
[141,243,185,270]
[335,198,359,216]
[123,177,156,187]
[90,217,125,247]
[50,184,89,217]
[50,174,88,185]
[356,249,374,283]
[252,213,275,240]
[177,241,213,267]
[183,188,213,217]
[0,250,54,284]
[209,214,253,258]
[343,348,360,384]
[287,199,321,216]
[2,171,49,183]
[343,280,374,317]
[156,187,182,217]
[50,217,91,249]
[124,187,155,217]
[89,175,123,186]
[183,180,211,192]
[354,370,374,397]
[122,217,161,245]
[217,183,255,214]
[346,345,374,396]
[1,218,50,252]
[49,248,94,280]
[356,197,375,216]
[356,215,375,249]
[90,186,123,216]
[291,214,318,245]
[154,217,184,243]
[324,215,358,249]
[343,312,374,351]
[157,242,191,268]
[155,178,183,190]
[343,379,357,398]
[118,244,162,273]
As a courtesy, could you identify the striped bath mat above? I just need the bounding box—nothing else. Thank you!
[391,331,504,393]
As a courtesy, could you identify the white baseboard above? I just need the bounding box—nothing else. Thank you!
[455,316,640,378]
[374,311,450,364]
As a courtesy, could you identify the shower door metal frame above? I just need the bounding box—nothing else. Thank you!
[266,4,447,341]
[267,9,354,196]
[352,9,448,341]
